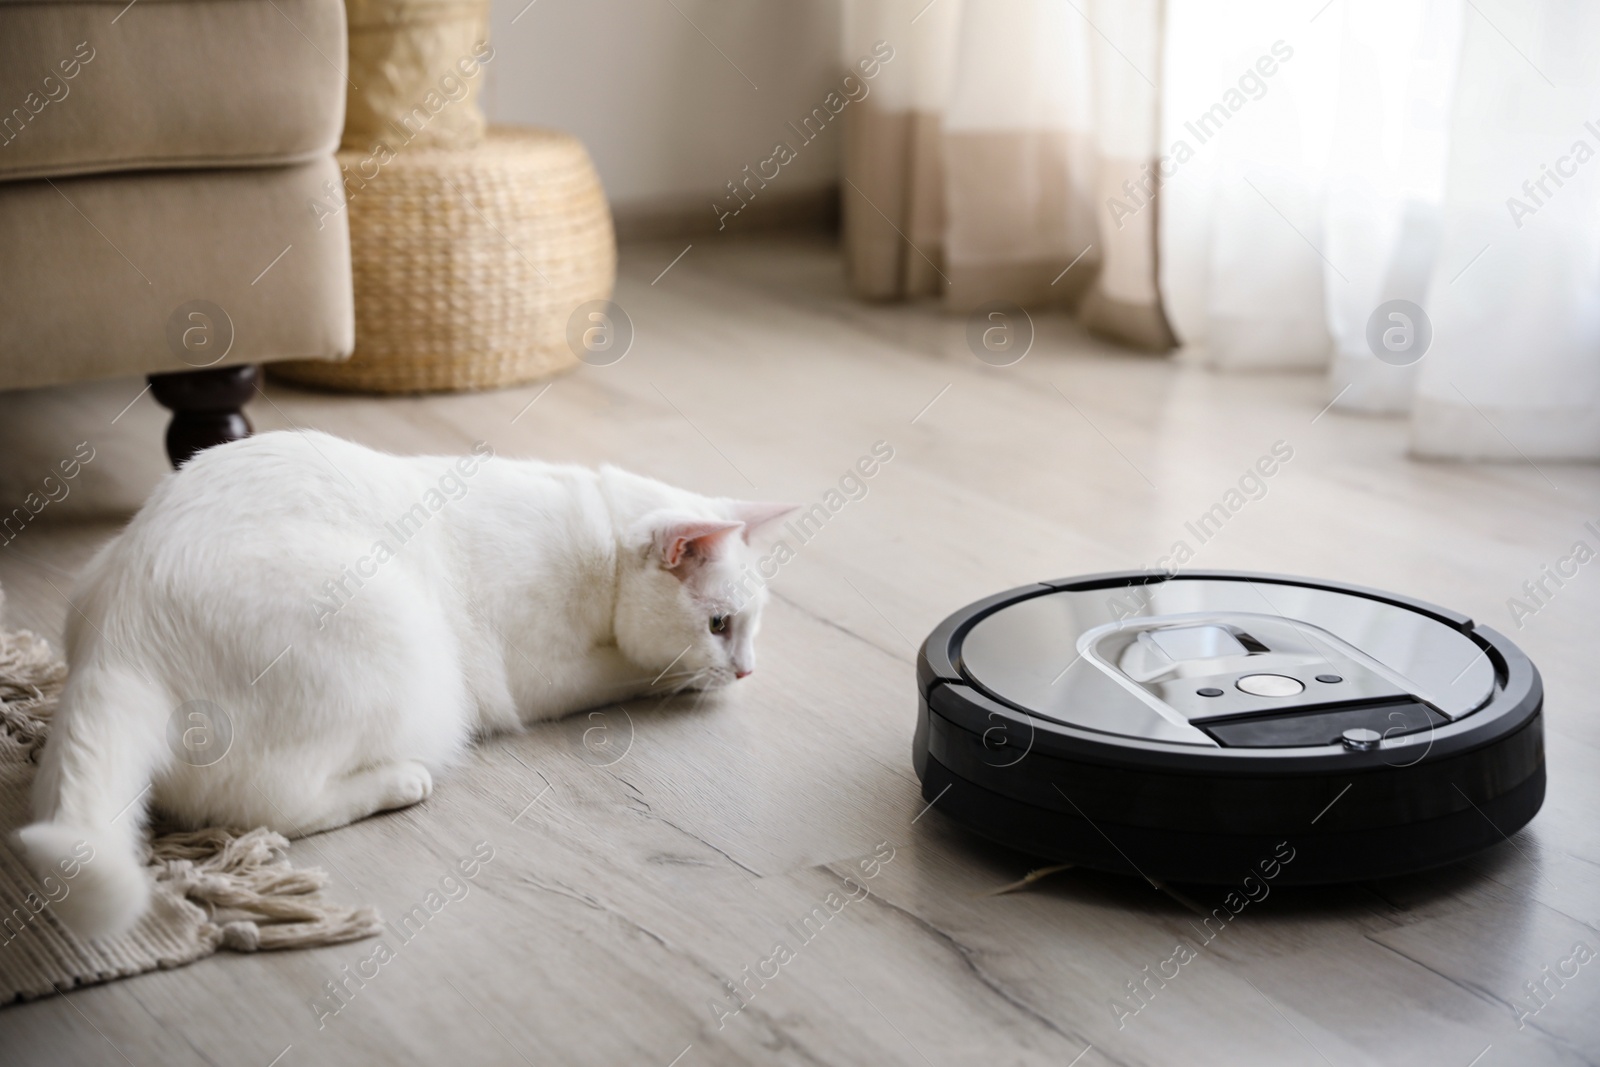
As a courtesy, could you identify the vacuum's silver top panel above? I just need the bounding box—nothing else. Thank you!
[959,578,1495,747]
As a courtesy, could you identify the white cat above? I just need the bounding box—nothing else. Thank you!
[13,431,796,939]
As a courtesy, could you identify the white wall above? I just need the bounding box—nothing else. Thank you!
[483,0,843,211]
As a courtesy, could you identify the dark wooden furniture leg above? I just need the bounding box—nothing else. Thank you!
[148,364,260,468]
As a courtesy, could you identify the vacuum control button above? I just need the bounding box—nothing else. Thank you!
[1235,674,1305,697]
[1342,727,1382,750]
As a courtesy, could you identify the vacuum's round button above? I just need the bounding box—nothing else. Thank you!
[1342,727,1382,750]
[1315,673,1344,684]
[1235,674,1305,697]
[1196,687,1225,697]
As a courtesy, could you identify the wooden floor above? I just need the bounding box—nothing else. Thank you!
[2,235,1598,1066]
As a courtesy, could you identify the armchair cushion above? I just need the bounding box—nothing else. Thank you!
[0,0,346,183]
[0,158,354,391]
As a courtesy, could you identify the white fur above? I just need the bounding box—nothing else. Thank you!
[13,431,794,939]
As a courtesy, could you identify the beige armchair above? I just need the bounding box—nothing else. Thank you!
[0,0,355,464]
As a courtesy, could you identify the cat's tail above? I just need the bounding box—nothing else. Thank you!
[11,664,166,940]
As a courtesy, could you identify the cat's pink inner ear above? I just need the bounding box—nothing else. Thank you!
[730,502,802,542]
[657,519,746,569]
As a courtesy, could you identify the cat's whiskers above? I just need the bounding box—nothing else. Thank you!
[641,668,699,692]
[656,665,733,697]
[688,685,719,717]
[668,670,705,696]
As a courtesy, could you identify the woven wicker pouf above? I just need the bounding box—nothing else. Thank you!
[273,126,615,393]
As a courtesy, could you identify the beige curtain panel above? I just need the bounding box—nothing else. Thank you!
[841,0,1175,350]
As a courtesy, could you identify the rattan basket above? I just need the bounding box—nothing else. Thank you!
[273,126,615,394]
[342,0,490,153]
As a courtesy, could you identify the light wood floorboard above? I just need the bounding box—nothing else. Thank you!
[0,235,1597,1066]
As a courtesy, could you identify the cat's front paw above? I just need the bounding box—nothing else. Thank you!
[385,761,434,808]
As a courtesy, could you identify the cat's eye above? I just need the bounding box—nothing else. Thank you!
[709,615,729,634]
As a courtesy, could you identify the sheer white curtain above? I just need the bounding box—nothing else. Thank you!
[1409,1,1600,459]
[1165,0,1600,459]
[842,0,1600,460]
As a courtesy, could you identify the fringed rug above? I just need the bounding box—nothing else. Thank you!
[0,589,381,1005]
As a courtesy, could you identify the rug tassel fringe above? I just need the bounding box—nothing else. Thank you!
[151,826,384,953]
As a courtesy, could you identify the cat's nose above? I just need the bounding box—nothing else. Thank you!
[736,669,752,679]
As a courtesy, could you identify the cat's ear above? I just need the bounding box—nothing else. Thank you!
[649,516,746,570]
[728,501,802,543]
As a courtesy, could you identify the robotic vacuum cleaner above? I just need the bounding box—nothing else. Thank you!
[914,571,1544,884]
